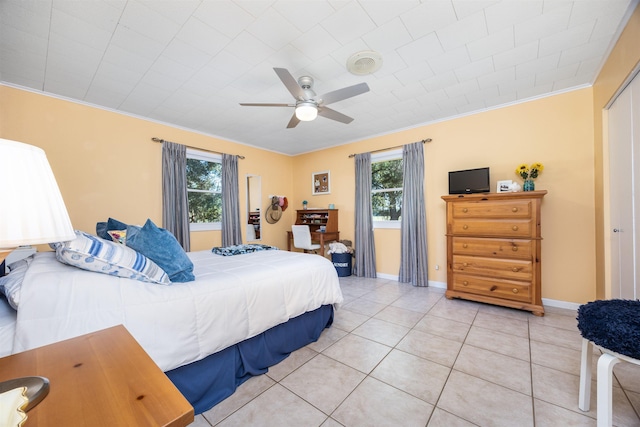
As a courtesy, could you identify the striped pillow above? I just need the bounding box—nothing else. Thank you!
[52,230,170,285]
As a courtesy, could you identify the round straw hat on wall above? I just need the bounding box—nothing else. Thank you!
[265,196,282,224]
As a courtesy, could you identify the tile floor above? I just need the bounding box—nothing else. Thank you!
[189,276,640,427]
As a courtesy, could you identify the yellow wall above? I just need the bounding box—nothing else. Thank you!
[1,83,598,304]
[8,3,640,305]
[592,4,640,298]
[294,88,597,303]
[0,85,295,251]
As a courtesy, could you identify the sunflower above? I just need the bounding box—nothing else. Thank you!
[515,163,544,180]
[515,163,529,179]
[529,162,544,179]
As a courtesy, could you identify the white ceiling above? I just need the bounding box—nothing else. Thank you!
[1,0,637,155]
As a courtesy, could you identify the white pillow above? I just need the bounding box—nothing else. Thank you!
[51,230,170,285]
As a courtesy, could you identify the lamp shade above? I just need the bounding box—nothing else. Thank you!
[295,102,318,121]
[0,138,75,249]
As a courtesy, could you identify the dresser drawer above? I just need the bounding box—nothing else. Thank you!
[452,273,531,303]
[452,255,532,281]
[452,237,532,260]
[452,200,532,219]
[450,218,533,238]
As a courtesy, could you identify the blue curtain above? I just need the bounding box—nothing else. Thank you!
[399,142,428,286]
[222,154,242,246]
[354,153,377,277]
[162,141,190,251]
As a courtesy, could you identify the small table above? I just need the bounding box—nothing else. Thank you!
[0,325,194,427]
[287,230,340,257]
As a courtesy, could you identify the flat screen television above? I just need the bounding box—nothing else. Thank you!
[448,167,490,194]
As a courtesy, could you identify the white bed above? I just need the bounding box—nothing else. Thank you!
[10,249,343,372]
[0,297,16,357]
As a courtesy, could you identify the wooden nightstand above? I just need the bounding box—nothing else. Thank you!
[0,325,194,426]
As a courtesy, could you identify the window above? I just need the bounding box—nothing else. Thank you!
[186,149,222,231]
[371,149,403,229]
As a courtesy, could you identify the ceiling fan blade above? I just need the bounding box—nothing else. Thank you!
[239,103,293,107]
[273,68,306,100]
[319,82,370,105]
[286,113,301,128]
[317,107,354,124]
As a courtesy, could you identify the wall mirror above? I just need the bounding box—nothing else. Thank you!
[246,175,261,241]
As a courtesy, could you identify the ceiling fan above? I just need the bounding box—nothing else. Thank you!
[240,67,370,128]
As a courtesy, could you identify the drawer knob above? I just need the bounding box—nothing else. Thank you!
[462,208,468,213]
[463,224,468,230]
[512,246,518,252]
[512,267,519,272]
[512,225,519,231]
[462,281,468,286]
[512,207,518,212]
[463,243,468,248]
[463,262,469,267]
[512,288,519,294]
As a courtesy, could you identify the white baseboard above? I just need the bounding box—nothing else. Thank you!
[375,272,580,311]
[375,273,447,290]
[542,298,581,311]
[429,280,447,289]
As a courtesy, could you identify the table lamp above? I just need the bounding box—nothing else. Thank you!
[0,138,76,419]
[0,138,76,264]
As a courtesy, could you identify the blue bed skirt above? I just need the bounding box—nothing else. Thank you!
[165,304,334,414]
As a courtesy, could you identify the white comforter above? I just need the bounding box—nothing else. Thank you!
[13,250,343,371]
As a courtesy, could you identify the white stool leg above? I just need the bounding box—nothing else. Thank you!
[579,338,593,411]
[597,352,620,427]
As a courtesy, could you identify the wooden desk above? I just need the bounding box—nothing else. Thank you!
[0,325,194,427]
[287,230,340,257]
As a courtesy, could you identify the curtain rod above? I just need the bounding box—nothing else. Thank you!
[151,137,245,159]
[348,138,432,158]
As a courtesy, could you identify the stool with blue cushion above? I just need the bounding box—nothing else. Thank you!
[577,299,640,427]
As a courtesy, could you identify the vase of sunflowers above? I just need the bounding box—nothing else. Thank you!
[515,162,544,192]
[523,179,535,192]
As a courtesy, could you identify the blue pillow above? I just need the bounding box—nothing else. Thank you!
[96,218,129,241]
[126,219,195,283]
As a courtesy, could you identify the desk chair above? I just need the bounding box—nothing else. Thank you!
[577,299,640,427]
[291,225,321,254]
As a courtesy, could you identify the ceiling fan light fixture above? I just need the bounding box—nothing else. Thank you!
[240,67,369,128]
[295,102,317,121]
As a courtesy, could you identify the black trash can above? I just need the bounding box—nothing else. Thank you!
[331,252,352,277]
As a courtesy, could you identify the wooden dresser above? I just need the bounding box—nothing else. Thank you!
[442,191,547,316]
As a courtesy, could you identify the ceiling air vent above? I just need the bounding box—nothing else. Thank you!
[346,51,383,75]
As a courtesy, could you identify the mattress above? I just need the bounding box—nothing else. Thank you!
[13,250,343,371]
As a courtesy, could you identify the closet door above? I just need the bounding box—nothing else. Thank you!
[633,75,640,298]
[608,73,640,299]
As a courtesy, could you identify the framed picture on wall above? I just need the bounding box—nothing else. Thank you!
[497,180,513,193]
[312,171,330,195]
